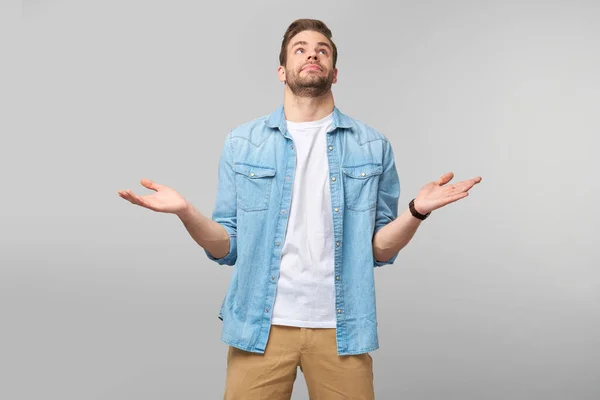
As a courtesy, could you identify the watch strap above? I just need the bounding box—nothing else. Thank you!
[409,198,430,220]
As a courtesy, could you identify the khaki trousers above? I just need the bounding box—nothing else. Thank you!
[223,325,374,400]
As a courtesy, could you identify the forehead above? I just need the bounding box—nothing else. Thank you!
[288,30,331,49]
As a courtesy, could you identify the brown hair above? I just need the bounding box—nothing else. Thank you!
[279,19,338,68]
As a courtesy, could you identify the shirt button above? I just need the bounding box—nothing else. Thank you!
[336,275,340,280]
[265,307,270,313]
[275,242,280,247]
[361,172,366,177]
[271,276,275,281]
[337,309,342,314]
[331,176,336,182]
[281,209,286,214]
[285,176,290,181]
[334,207,339,212]
[291,145,294,150]
[329,146,333,151]
[336,241,340,247]
[249,172,255,177]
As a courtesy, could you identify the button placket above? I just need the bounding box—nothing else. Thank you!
[264,135,293,328]
[326,134,345,333]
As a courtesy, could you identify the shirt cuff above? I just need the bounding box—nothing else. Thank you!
[204,227,237,266]
[374,252,398,267]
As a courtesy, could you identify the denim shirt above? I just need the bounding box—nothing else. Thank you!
[205,105,400,356]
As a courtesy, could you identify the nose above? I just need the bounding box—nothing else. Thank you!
[307,50,319,61]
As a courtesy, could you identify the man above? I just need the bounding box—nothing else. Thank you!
[118,18,481,400]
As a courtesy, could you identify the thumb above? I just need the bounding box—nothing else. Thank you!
[140,178,161,192]
[436,172,454,186]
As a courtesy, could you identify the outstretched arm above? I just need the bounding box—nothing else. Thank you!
[373,172,482,262]
[118,179,231,260]
[118,135,238,264]
[178,202,231,260]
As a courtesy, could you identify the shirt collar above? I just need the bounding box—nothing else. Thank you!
[265,105,353,133]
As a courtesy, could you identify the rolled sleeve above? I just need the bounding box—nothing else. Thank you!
[204,132,238,266]
[373,140,400,267]
[204,225,237,265]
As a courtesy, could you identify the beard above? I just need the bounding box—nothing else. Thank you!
[285,64,334,98]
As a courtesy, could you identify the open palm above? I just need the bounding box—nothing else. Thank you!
[414,172,482,215]
[118,179,188,215]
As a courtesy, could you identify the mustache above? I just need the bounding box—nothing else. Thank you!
[300,62,324,71]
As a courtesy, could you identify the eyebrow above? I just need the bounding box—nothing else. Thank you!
[291,40,332,51]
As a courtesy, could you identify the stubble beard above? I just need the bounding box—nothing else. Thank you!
[286,65,334,98]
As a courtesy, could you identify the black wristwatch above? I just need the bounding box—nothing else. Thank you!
[409,198,431,220]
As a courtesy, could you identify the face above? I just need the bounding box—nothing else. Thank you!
[278,30,338,98]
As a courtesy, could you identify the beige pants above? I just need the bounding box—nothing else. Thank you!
[223,325,374,399]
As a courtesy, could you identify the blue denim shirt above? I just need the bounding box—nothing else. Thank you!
[205,105,400,355]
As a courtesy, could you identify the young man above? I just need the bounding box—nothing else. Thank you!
[118,18,481,400]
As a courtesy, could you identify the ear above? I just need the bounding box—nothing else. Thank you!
[277,65,286,83]
[332,67,338,84]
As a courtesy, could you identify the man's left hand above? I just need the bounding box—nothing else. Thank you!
[413,172,482,215]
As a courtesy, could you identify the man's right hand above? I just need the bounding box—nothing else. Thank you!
[118,179,189,216]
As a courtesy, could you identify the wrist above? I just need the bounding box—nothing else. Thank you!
[413,199,429,215]
[176,202,195,221]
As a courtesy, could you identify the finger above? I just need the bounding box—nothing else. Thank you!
[436,172,454,186]
[118,190,136,204]
[464,176,483,189]
[445,191,469,204]
[467,177,482,189]
[119,190,148,209]
[462,176,482,186]
[141,178,161,192]
[123,194,157,211]
[452,180,477,192]
[119,190,136,204]
[124,190,148,207]
[447,177,482,193]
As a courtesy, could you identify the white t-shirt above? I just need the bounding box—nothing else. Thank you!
[271,112,337,328]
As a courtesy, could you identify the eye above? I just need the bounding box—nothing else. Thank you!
[319,49,328,55]
[295,48,304,54]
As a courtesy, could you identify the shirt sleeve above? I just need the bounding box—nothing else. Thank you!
[373,139,401,267]
[204,133,238,266]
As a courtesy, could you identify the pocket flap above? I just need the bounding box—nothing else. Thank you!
[233,163,276,178]
[341,163,383,179]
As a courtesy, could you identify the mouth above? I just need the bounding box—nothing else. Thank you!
[301,64,322,72]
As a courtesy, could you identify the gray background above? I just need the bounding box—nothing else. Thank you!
[2,0,599,399]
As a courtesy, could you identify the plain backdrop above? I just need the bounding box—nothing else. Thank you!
[2,0,599,399]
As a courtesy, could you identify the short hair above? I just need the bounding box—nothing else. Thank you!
[279,19,338,68]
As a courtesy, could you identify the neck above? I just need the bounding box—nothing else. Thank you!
[283,86,335,122]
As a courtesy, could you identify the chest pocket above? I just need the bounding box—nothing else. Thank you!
[233,163,276,212]
[342,163,383,211]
